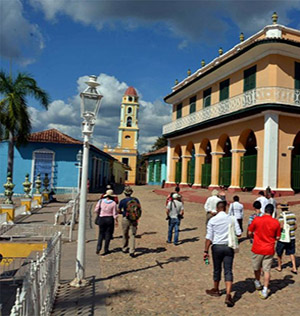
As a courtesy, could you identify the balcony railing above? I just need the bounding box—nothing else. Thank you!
[163,87,300,135]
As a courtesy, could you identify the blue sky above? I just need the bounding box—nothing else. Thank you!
[1,0,300,152]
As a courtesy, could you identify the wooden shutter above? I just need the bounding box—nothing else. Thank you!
[203,88,211,107]
[219,79,229,101]
[244,66,256,92]
[189,96,196,114]
[176,103,182,119]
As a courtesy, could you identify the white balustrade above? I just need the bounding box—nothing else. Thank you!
[10,232,62,316]
[163,87,300,135]
[0,212,7,225]
[14,205,27,217]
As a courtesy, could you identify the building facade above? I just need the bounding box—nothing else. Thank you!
[144,147,167,185]
[104,87,139,185]
[163,15,300,195]
[0,129,121,194]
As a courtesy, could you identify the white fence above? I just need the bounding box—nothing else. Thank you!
[10,232,62,316]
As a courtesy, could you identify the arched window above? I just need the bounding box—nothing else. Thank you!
[127,117,132,127]
[128,96,133,102]
[32,148,55,187]
[127,107,132,114]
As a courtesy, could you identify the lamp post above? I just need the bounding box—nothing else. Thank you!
[76,149,83,193]
[70,75,103,287]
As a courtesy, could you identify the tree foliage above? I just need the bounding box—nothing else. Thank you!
[151,136,167,151]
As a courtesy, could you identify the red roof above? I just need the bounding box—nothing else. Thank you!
[143,146,168,157]
[28,129,82,144]
[124,86,138,96]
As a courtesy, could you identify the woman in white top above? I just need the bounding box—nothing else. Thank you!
[228,195,244,233]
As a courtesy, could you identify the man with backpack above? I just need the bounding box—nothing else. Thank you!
[118,186,142,258]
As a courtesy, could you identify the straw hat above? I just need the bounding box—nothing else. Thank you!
[211,189,219,196]
[104,189,114,198]
[278,201,289,209]
[123,186,133,195]
[173,193,179,199]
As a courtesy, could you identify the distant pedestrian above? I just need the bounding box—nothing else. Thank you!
[118,186,142,258]
[219,189,226,201]
[94,190,118,255]
[276,202,297,274]
[248,204,281,299]
[166,185,182,205]
[204,201,241,307]
[101,185,119,204]
[267,192,277,218]
[204,190,222,224]
[228,195,244,233]
[248,201,262,244]
[255,191,268,214]
[166,193,184,245]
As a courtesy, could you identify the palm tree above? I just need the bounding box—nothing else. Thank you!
[0,71,49,179]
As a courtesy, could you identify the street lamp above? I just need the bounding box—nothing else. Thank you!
[70,75,103,287]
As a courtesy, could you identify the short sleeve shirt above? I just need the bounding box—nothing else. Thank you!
[119,197,140,217]
[248,215,281,255]
[278,211,297,240]
[167,200,184,218]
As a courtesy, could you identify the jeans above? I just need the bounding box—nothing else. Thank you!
[122,218,137,254]
[237,219,243,232]
[212,244,234,282]
[97,216,114,253]
[168,218,180,244]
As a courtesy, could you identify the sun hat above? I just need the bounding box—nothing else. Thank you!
[211,189,219,196]
[104,189,114,198]
[278,201,289,209]
[172,193,179,199]
[123,186,133,195]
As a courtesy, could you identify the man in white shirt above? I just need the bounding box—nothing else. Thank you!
[229,195,244,232]
[204,190,222,224]
[166,194,184,245]
[204,201,241,307]
[255,191,268,214]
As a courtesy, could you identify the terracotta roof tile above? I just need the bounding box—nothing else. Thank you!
[124,86,138,96]
[143,146,168,157]
[28,129,82,144]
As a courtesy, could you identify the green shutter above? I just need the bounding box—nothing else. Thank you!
[218,157,232,187]
[240,155,257,189]
[187,158,195,184]
[244,66,256,92]
[295,62,300,90]
[201,163,211,187]
[176,103,182,119]
[149,161,154,182]
[175,161,182,183]
[155,160,162,182]
[292,155,300,190]
[220,79,229,101]
[189,96,196,114]
[203,88,211,107]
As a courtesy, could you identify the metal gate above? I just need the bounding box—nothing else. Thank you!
[201,163,211,187]
[240,155,257,189]
[219,157,232,187]
[187,159,195,184]
[175,161,182,183]
[292,155,300,190]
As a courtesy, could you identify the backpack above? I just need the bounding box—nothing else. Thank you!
[166,192,174,206]
[126,198,142,222]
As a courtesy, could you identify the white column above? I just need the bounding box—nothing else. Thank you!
[118,130,122,147]
[166,139,172,183]
[263,112,278,189]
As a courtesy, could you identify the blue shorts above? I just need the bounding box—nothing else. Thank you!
[276,239,296,256]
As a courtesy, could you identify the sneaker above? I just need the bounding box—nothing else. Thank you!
[254,280,263,291]
[258,290,268,299]
[225,294,234,307]
[129,253,136,258]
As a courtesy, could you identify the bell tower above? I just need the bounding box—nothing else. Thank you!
[104,87,139,185]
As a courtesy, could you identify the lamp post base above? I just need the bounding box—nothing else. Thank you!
[70,277,90,288]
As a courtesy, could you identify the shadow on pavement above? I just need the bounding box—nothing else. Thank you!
[135,247,166,257]
[179,227,198,232]
[179,237,200,245]
[136,231,157,239]
[96,256,190,281]
[52,276,134,315]
[238,237,248,244]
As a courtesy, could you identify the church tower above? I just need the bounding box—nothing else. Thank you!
[104,87,139,185]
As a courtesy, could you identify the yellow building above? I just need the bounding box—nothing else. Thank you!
[104,87,139,185]
[163,13,300,196]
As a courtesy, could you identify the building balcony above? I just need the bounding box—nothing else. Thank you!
[163,87,300,135]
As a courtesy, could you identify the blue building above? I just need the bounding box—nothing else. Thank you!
[144,147,167,185]
[0,129,119,194]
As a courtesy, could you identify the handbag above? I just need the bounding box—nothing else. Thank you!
[228,216,239,253]
[279,212,290,243]
[94,200,102,225]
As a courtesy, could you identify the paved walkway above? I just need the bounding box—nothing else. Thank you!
[98,185,300,316]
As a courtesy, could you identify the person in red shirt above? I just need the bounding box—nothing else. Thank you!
[248,204,281,300]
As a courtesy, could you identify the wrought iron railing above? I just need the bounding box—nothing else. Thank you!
[9,232,62,316]
[163,87,300,135]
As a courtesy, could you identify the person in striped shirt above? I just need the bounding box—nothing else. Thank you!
[275,202,297,274]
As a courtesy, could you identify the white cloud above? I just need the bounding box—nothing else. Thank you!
[29,73,171,153]
[0,0,44,65]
